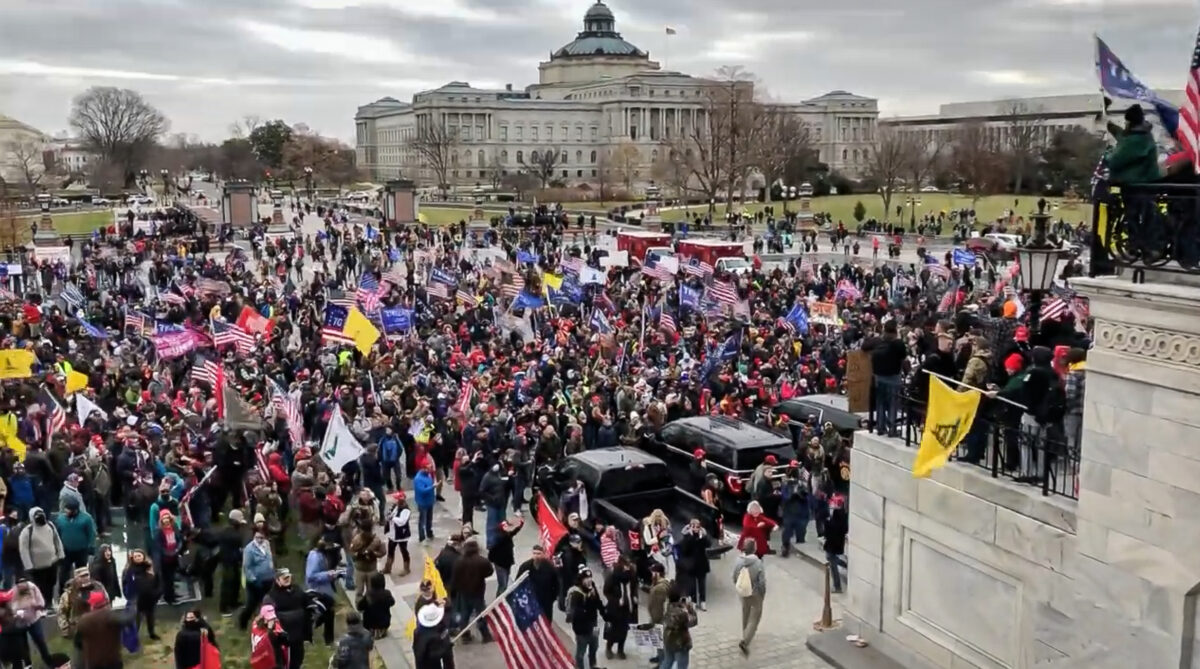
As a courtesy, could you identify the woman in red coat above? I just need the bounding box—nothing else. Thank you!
[737,501,777,558]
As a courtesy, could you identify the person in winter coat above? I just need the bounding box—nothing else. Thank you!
[87,544,121,601]
[217,509,248,616]
[18,507,63,603]
[379,426,405,492]
[676,519,712,610]
[156,508,183,605]
[602,554,637,660]
[173,609,219,669]
[737,501,776,559]
[349,521,386,600]
[356,572,395,639]
[122,548,162,640]
[334,612,375,669]
[249,605,289,669]
[54,499,96,594]
[778,469,810,558]
[660,588,699,669]
[412,604,455,669]
[263,568,309,669]
[565,567,606,669]
[449,538,493,642]
[10,577,53,668]
[824,495,850,593]
[0,514,21,589]
[240,531,276,630]
[434,534,462,593]
[732,540,767,656]
[7,465,33,521]
[413,465,437,542]
[487,516,523,597]
[75,592,130,669]
[516,544,559,622]
[384,492,412,576]
[477,464,510,549]
[556,534,587,612]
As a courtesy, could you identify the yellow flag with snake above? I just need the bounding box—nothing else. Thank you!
[912,377,981,478]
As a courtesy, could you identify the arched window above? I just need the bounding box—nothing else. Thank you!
[530,150,539,163]
[576,150,583,163]
[842,149,848,161]
[516,150,523,164]
[451,152,458,165]
[590,150,597,163]
[852,149,859,162]
[477,150,485,167]
[501,150,508,163]
[651,149,658,161]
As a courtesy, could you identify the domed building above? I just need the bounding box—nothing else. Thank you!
[354,1,877,188]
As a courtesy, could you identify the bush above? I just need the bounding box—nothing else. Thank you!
[853,200,867,223]
[497,194,516,202]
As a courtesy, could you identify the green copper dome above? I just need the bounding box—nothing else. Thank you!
[552,1,647,59]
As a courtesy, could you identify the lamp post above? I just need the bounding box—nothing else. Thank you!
[304,166,314,202]
[780,184,797,217]
[160,169,170,201]
[908,196,922,232]
[1016,198,1064,336]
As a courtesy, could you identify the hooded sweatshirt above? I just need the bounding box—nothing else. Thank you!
[731,553,766,598]
[19,507,65,570]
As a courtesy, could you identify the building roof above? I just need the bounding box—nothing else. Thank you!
[0,114,46,139]
[355,97,409,120]
[805,90,875,102]
[552,1,646,59]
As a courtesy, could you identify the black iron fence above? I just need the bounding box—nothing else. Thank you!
[1090,182,1200,281]
[869,380,1080,500]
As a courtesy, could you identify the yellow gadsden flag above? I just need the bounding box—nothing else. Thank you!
[912,377,982,478]
[0,413,27,461]
[405,554,449,638]
[65,370,90,395]
[0,349,36,380]
[344,307,381,356]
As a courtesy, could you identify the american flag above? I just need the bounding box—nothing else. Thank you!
[709,279,737,304]
[191,357,221,387]
[484,579,574,669]
[212,319,255,355]
[268,378,304,448]
[682,257,714,278]
[426,281,451,300]
[560,256,583,275]
[41,389,65,448]
[382,266,406,288]
[660,310,677,334]
[1182,26,1200,174]
[501,276,525,299]
[641,257,673,282]
[321,304,357,347]
[356,273,382,313]
[327,290,355,309]
[456,379,476,415]
[160,287,187,306]
[457,289,478,307]
[195,278,230,297]
[60,283,84,311]
[1041,297,1071,321]
[124,310,147,335]
[926,263,951,280]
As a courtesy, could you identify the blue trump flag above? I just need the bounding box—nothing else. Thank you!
[79,319,107,339]
[516,250,539,264]
[513,291,544,310]
[429,268,457,286]
[380,307,413,332]
[783,304,809,335]
[1095,35,1181,161]
[590,309,613,334]
[952,248,976,267]
[679,285,701,310]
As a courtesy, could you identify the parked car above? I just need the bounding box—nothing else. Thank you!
[715,256,752,276]
[92,197,111,206]
[536,447,730,557]
[773,397,865,450]
[983,233,1022,252]
[644,416,793,518]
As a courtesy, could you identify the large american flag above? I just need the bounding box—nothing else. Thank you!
[660,310,677,334]
[191,357,221,387]
[356,273,382,313]
[501,277,525,300]
[269,378,304,448]
[709,279,737,304]
[124,310,147,335]
[456,379,476,415]
[560,256,583,275]
[682,257,714,278]
[212,319,255,355]
[41,389,65,448]
[1041,284,1074,322]
[485,579,574,669]
[1182,26,1200,174]
[641,257,673,282]
[426,281,451,300]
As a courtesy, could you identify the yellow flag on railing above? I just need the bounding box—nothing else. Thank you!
[912,377,981,478]
[405,554,449,638]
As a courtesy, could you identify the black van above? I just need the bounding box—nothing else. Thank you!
[645,416,794,518]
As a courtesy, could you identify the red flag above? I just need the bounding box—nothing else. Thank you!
[189,633,221,669]
[535,493,568,553]
[237,306,276,339]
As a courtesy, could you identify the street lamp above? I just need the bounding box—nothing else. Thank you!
[909,196,922,232]
[304,166,314,203]
[780,184,797,217]
[160,169,169,200]
[37,194,50,215]
[1016,198,1065,335]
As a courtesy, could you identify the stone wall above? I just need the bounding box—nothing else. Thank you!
[845,275,1200,669]
[845,432,1078,669]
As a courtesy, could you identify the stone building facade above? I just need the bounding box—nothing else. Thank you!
[353,1,877,190]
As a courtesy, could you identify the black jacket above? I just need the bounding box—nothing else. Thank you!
[413,624,455,669]
[487,527,520,570]
[824,508,849,555]
[478,469,508,508]
[516,558,559,611]
[264,584,309,641]
[866,336,906,377]
[172,621,217,669]
[216,525,246,567]
[676,531,711,577]
[565,585,605,634]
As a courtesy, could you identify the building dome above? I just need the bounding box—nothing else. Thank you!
[552,1,646,59]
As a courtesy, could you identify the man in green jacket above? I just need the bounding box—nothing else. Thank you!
[1107,105,1160,185]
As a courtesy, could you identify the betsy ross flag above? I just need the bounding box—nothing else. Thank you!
[356,273,382,313]
[212,319,255,355]
[682,257,713,278]
[485,578,574,669]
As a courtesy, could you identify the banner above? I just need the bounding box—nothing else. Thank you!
[154,331,196,360]
[380,307,413,332]
[0,350,35,380]
[952,248,976,267]
[912,377,982,478]
[319,405,364,472]
[809,301,840,326]
[536,493,568,553]
[237,306,276,339]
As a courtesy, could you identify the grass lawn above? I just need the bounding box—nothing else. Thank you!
[657,193,1093,228]
[44,531,384,669]
[16,210,114,237]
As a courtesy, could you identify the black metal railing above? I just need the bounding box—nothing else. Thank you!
[868,381,1080,500]
[1090,183,1200,281]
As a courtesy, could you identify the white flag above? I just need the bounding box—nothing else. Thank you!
[319,405,363,473]
[75,394,108,424]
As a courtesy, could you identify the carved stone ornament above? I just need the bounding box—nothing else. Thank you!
[1094,320,1200,366]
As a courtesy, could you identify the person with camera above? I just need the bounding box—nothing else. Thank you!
[659,587,698,669]
[566,566,606,669]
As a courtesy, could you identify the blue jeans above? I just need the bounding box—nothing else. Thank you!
[781,513,808,547]
[874,375,900,436]
[661,648,691,669]
[574,630,599,669]
[454,594,490,638]
[494,566,510,599]
[418,506,434,541]
[485,505,505,549]
[827,551,846,591]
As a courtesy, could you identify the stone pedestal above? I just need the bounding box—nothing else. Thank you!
[33,214,60,245]
[266,205,290,235]
[221,182,258,228]
[383,179,417,227]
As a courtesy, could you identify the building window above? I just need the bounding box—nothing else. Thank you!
[532,127,539,140]
[630,127,638,140]
[561,151,568,164]
[576,127,583,141]
[590,150,597,163]
[577,170,583,177]
[476,125,483,139]
[591,127,598,140]
[501,150,508,162]
[561,170,568,177]
[591,169,597,177]
[465,170,472,178]
[500,126,508,141]
[462,126,471,141]
[862,148,869,160]
[516,150,523,163]
[477,150,485,167]
[516,126,523,140]
[531,150,539,162]
[852,149,859,162]
[576,150,583,163]
[842,149,847,161]
[546,127,552,141]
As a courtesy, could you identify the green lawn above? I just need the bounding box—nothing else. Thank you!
[17,210,114,237]
[44,531,380,669]
[657,193,1092,227]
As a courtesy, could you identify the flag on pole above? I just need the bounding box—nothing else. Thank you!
[665,26,676,35]
[456,379,476,415]
[319,405,364,473]
[211,319,255,355]
[40,389,65,448]
[268,377,304,448]
[912,377,982,478]
[485,579,575,669]
[356,273,382,313]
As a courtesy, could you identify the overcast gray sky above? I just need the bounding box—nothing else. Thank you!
[0,0,1195,143]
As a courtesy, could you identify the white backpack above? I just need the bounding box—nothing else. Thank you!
[735,564,754,598]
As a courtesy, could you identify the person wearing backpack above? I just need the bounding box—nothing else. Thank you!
[659,588,698,669]
[332,611,374,669]
[732,538,766,657]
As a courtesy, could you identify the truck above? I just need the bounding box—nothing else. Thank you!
[616,230,673,265]
[675,239,746,271]
[536,447,731,560]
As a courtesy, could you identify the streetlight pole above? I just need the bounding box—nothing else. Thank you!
[304,166,314,204]
[1016,198,1063,342]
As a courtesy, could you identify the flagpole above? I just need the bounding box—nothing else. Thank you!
[921,369,1027,410]
[450,570,532,644]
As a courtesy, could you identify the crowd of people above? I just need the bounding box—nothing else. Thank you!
[0,191,1091,669]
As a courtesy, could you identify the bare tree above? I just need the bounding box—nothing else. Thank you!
[0,199,22,251]
[650,147,690,204]
[69,87,168,187]
[663,76,750,219]
[410,115,457,198]
[486,155,504,191]
[866,126,912,222]
[2,138,47,196]
[711,66,759,214]
[501,171,538,201]
[595,150,615,204]
[952,122,1006,207]
[216,138,263,182]
[610,143,640,191]
[521,145,562,188]
[1003,101,1043,194]
[229,115,263,139]
[749,107,814,201]
[905,131,949,225]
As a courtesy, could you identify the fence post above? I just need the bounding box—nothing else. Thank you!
[989,421,1001,479]
[1041,429,1052,497]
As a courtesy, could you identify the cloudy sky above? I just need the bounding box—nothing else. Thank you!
[1,0,1196,143]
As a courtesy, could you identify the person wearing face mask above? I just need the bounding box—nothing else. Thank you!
[54,499,96,596]
[122,549,161,640]
[173,608,220,669]
[17,507,63,604]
